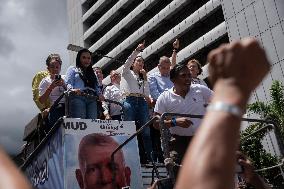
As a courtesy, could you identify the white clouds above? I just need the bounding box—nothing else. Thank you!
[5,0,26,17]
[0,0,69,155]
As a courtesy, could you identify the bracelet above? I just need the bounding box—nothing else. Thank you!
[171,117,177,127]
[207,101,243,118]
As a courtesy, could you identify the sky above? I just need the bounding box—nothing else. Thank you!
[0,0,70,155]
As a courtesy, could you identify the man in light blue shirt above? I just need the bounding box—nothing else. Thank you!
[148,56,174,163]
[147,39,179,162]
[148,38,179,102]
[148,56,174,102]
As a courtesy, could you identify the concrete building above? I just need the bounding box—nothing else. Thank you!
[67,0,284,155]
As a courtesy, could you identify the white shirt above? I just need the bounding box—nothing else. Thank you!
[102,84,123,116]
[191,78,208,87]
[39,75,66,104]
[154,84,213,136]
[120,50,150,97]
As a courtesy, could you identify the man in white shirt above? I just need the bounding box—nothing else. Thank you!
[154,63,213,165]
[175,38,271,189]
[102,70,123,120]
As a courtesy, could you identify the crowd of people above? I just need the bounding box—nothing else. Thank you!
[22,37,274,189]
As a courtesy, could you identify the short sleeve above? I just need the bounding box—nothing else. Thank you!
[154,93,166,114]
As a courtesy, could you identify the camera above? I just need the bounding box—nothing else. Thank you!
[55,74,61,81]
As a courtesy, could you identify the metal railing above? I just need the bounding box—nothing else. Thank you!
[110,115,160,188]
[21,90,124,168]
[159,113,284,187]
[64,90,124,118]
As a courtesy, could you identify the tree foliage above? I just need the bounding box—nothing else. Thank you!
[240,124,281,187]
[247,80,284,137]
[240,80,284,188]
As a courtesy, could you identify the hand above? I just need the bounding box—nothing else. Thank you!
[151,99,156,108]
[105,114,111,120]
[208,38,270,97]
[98,94,105,101]
[236,151,256,183]
[135,40,145,52]
[176,117,193,128]
[145,96,152,107]
[71,89,81,95]
[173,38,179,49]
[147,180,158,189]
[41,108,50,118]
[140,69,147,80]
[50,78,65,89]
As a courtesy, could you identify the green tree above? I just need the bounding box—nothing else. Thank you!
[240,124,281,188]
[247,80,284,137]
[240,80,284,188]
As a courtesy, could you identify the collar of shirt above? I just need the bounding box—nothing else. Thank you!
[157,71,170,77]
[113,83,120,88]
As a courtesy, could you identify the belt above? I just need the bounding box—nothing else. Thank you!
[126,93,145,98]
[83,89,96,95]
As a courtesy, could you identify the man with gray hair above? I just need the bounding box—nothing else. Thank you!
[148,40,179,162]
[148,39,179,103]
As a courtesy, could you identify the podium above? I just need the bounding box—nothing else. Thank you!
[22,117,143,189]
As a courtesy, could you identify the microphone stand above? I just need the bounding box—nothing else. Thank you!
[111,115,160,188]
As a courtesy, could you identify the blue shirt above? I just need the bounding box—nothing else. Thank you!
[148,71,174,100]
[65,66,101,95]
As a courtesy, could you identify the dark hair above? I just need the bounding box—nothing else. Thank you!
[130,56,144,70]
[46,54,62,66]
[187,59,202,75]
[76,49,98,89]
[93,66,102,71]
[170,63,189,81]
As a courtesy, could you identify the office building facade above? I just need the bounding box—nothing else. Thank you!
[67,0,284,154]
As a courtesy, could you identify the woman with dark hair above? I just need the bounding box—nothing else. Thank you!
[65,49,104,119]
[120,41,153,163]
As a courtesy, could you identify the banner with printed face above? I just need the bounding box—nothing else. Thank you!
[24,126,64,189]
[63,118,143,189]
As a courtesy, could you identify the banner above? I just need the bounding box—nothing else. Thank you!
[24,126,64,189]
[63,118,143,189]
